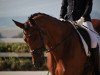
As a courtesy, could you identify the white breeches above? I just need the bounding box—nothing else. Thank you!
[81,21,98,48]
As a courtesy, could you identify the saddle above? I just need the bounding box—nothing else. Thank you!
[68,21,91,56]
[77,26,91,51]
[63,20,100,74]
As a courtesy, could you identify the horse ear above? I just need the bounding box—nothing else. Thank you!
[12,19,25,29]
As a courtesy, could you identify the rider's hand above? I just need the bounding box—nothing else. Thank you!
[60,18,66,21]
[76,17,84,26]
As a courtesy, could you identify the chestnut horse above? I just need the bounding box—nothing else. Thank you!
[13,13,100,75]
[92,19,100,34]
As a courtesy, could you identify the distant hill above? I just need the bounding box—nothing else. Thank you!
[0,29,22,38]
[0,11,100,38]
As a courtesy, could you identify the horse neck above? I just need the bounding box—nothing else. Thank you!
[34,14,74,34]
[35,15,81,60]
[34,15,74,46]
[34,15,89,75]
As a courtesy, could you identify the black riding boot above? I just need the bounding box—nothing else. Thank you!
[90,45,100,75]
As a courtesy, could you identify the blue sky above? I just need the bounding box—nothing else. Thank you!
[0,0,61,30]
[0,0,100,30]
[0,0,61,17]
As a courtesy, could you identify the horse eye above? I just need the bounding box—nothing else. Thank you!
[24,24,31,30]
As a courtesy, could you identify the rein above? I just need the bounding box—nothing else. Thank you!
[27,21,75,75]
[24,19,90,75]
[30,25,75,53]
[24,19,75,54]
[45,32,73,52]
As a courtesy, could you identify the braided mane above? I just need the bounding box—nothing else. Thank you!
[28,12,57,21]
[28,13,47,20]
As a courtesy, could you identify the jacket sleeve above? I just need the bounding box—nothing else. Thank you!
[60,0,68,19]
[83,0,93,18]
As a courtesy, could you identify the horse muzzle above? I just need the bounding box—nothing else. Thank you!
[32,56,45,69]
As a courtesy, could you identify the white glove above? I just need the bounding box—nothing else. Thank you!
[60,18,66,21]
[76,17,84,26]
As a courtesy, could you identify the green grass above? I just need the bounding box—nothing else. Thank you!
[0,43,30,52]
[0,57,47,71]
[0,43,48,71]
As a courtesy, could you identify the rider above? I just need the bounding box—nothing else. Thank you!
[60,0,99,75]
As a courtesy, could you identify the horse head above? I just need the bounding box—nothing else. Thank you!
[13,17,46,69]
[13,13,75,70]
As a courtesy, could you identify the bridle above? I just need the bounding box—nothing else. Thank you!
[23,22,47,70]
[23,20,75,55]
[23,19,91,75]
[23,24,47,55]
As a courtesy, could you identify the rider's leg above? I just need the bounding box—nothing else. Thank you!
[82,21,100,75]
[82,21,98,48]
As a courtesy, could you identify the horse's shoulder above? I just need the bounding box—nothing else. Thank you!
[92,19,100,33]
[92,19,100,27]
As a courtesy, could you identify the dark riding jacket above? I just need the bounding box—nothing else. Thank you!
[60,0,93,21]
